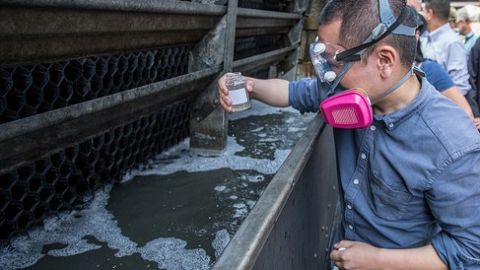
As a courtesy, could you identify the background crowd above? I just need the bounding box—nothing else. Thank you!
[410,0,480,129]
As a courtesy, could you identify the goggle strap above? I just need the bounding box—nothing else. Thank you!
[335,1,410,62]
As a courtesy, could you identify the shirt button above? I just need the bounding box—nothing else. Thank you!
[370,125,376,131]
[348,224,354,230]
[347,204,353,210]
[388,123,394,128]
[353,179,360,185]
[361,153,367,160]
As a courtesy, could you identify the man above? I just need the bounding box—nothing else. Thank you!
[218,0,480,269]
[420,0,472,97]
[456,5,479,56]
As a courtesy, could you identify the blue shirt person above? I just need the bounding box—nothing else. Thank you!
[218,1,480,269]
[421,59,454,92]
[289,77,480,269]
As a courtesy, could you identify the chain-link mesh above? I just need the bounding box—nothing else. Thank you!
[0,45,191,124]
[238,0,292,12]
[0,97,193,241]
[234,35,285,61]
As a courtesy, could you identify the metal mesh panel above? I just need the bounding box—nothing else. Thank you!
[180,0,292,11]
[0,45,191,124]
[0,97,193,241]
[234,35,285,60]
[238,0,291,12]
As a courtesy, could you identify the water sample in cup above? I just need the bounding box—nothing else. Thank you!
[226,72,251,112]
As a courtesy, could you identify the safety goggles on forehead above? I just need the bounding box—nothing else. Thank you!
[310,0,417,89]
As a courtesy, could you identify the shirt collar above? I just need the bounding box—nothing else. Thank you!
[373,77,430,131]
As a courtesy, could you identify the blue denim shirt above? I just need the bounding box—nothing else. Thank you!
[289,78,480,269]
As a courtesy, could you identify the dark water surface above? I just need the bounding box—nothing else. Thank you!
[1,103,315,270]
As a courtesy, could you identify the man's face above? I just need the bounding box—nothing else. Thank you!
[456,20,469,35]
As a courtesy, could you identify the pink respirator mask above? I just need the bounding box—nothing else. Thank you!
[319,89,373,129]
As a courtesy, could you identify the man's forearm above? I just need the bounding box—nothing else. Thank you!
[442,87,474,119]
[247,77,290,107]
[377,245,448,270]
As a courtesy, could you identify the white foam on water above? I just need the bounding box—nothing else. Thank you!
[287,127,307,133]
[250,127,264,132]
[0,187,214,270]
[124,137,291,181]
[211,229,231,259]
[247,175,265,183]
[232,203,248,219]
[214,185,227,192]
[246,200,257,210]
[140,238,210,270]
[0,187,139,270]
[228,100,297,121]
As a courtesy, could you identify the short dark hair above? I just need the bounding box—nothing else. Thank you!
[424,0,451,21]
[319,0,417,68]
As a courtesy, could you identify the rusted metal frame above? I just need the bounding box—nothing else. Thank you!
[0,0,227,15]
[223,0,238,73]
[0,7,220,36]
[0,31,207,66]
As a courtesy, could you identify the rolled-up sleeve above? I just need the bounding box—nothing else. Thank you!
[288,78,323,113]
[427,150,480,269]
[446,42,471,95]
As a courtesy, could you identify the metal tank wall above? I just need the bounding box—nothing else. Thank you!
[0,0,320,247]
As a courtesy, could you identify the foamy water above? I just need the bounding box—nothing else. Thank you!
[0,102,314,270]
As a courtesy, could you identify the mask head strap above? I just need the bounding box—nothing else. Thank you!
[335,0,416,63]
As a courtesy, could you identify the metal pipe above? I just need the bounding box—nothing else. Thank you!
[233,45,298,69]
[0,0,227,15]
[237,8,302,19]
[223,0,238,72]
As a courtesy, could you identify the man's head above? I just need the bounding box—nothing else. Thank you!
[456,5,479,35]
[422,0,450,24]
[317,0,417,100]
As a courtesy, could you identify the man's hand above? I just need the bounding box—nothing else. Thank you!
[217,73,254,112]
[330,241,381,270]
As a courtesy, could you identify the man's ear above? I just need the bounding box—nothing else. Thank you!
[376,45,396,79]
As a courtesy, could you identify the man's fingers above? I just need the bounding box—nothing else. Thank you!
[219,97,232,113]
[330,250,344,262]
[246,79,254,93]
[335,240,354,249]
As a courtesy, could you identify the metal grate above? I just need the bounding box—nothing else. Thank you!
[238,0,292,12]
[234,35,285,60]
[0,45,191,124]
[0,97,193,241]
